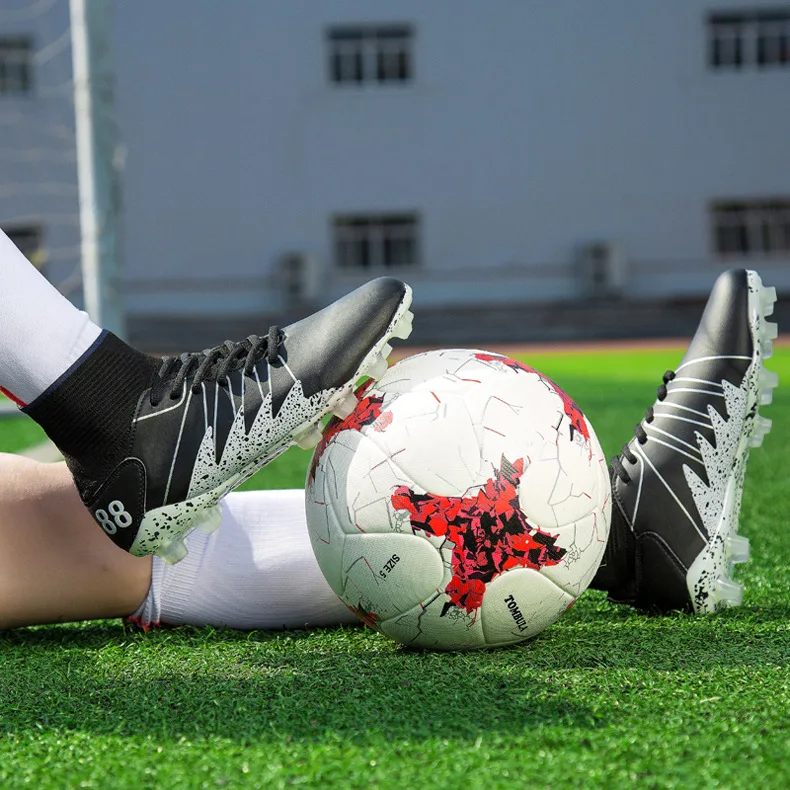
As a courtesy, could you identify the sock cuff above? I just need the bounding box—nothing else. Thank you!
[128,557,166,629]
[24,331,159,494]
[130,530,212,628]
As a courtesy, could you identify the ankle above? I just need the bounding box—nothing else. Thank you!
[24,332,159,490]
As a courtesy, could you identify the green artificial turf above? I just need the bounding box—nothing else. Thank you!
[1,347,788,789]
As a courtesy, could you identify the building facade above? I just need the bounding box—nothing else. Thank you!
[2,0,789,338]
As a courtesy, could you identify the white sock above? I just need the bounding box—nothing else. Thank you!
[0,229,102,407]
[129,489,359,630]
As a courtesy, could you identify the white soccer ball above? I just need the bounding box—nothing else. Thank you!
[305,349,611,650]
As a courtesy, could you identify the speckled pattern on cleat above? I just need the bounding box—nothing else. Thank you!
[608,269,778,613]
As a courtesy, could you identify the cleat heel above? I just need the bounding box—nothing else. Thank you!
[159,538,188,565]
[715,579,744,607]
[295,424,324,449]
[728,535,751,564]
[195,506,222,535]
[392,309,414,340]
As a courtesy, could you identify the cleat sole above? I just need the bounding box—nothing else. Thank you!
[687,271,777,613]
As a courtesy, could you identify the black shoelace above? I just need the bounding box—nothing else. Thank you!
[611,370,676,485]
[149,326,284,407]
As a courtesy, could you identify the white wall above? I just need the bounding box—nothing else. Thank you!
[3,1,788,318]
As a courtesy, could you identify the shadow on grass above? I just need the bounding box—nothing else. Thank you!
[0,622,600,743]
[2,599,789,744]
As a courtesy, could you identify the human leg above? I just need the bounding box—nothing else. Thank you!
[0,229,413,562]
[129,488,357,631]
[0,453,354,630]
[0,453,151,629]
[0,229,102,408]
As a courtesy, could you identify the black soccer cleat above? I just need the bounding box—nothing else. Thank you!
[604,269,777,613]
[25,278,413,563]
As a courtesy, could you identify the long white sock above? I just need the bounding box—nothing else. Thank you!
[128,489,359,630]
[0,229,102,407]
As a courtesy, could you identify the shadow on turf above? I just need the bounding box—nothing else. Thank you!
[1,605,789,742]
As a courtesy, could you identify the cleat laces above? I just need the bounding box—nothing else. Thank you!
[611,370,676,484]
[150,326,284,406]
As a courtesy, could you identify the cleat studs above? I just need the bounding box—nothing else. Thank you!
[295,424,324,449]
[159,538,188,565]
[381,342,393,359]
[328,387,359,420]
[715,578,744,607]
[758,368,779,405]
[728,535,751,565]
[761,322,779,359]
[757,414,773,433]
[760,286,777,317]
[195,506,222,535]
[392,309,414,341]
[750,415,773,447]
[366,353,390,382]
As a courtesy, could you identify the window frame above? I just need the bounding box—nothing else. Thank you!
[707,10,790,69]
[332,213,421,270]
[711,200,790,259]
[327,24,414,86]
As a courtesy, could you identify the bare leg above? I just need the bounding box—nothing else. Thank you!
[0,454,151,628]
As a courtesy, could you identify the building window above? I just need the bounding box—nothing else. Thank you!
[708,10,790,68]
[712,200,790,257]
[0,36,33,95]
[334,214,420,269]
[4,224,45,270]
[327,24,413,85]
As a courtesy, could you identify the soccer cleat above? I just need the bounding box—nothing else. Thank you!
[606,269,777,613]
[26,277,413,561]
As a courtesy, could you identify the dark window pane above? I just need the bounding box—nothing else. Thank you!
[398,50,410,80]
[330,52,343,83]
[0,36,33,95]
[352,51,364,82]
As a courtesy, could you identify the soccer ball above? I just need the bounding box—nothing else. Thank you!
[305,349,611,650]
